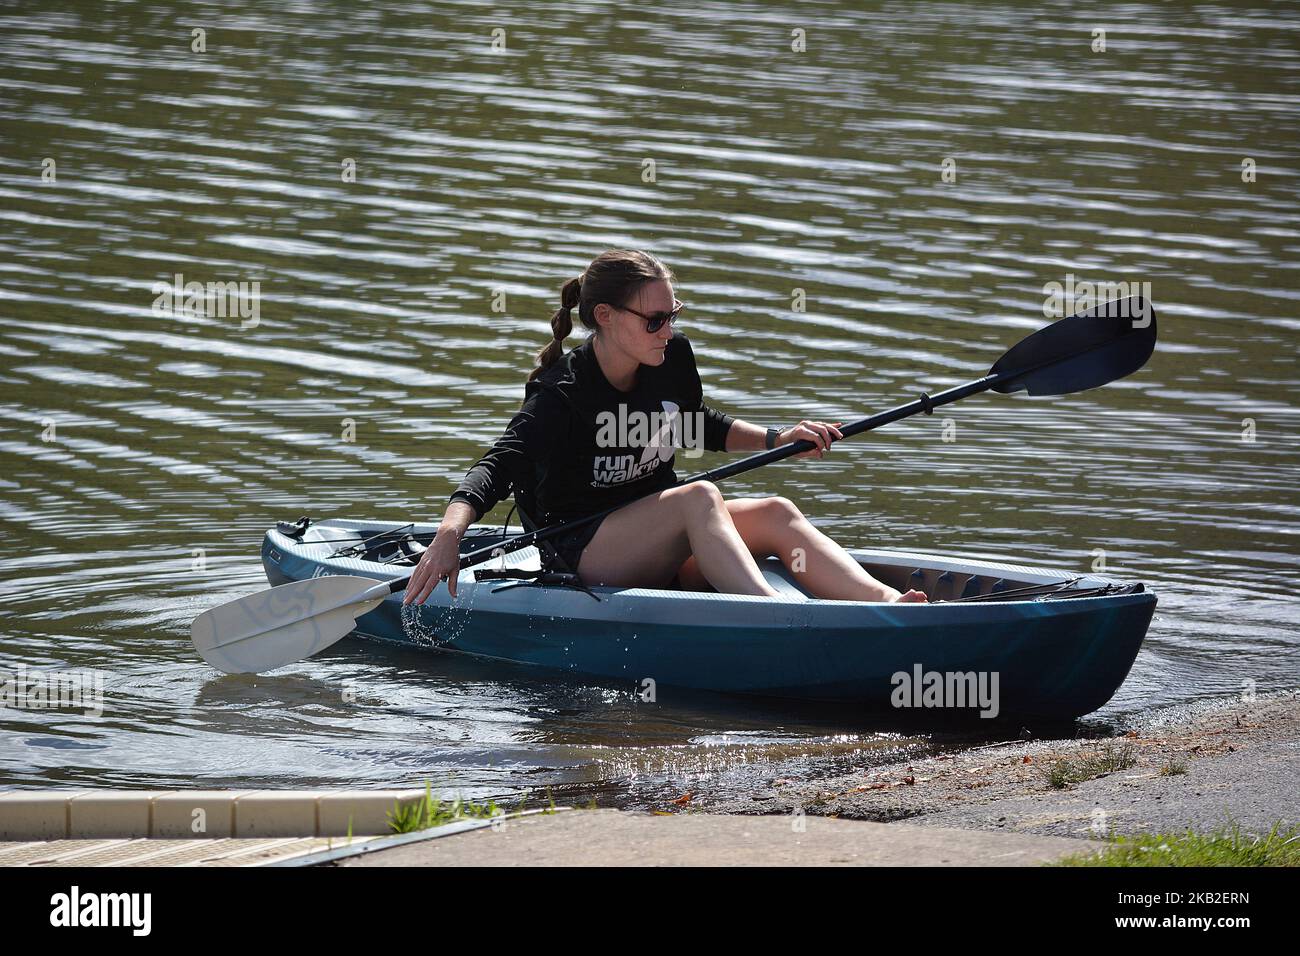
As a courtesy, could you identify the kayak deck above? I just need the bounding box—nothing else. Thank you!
[261,519,1157,721]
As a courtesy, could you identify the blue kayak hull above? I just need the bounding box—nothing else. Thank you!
[262,520,1156,721]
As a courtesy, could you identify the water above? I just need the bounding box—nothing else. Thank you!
[1,0,1297,805]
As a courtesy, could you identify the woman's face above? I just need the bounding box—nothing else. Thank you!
[598,278,676,365]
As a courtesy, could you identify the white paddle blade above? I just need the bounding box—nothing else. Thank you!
[190,575,389,674]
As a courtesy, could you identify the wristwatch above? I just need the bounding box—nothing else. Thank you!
[765,427,781,450]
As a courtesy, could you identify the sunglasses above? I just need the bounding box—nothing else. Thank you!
[619,298,686,334]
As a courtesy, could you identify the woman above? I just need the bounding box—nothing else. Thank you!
[406,249,926,606]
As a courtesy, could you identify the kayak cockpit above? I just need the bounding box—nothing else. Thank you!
[284,519,1139,604]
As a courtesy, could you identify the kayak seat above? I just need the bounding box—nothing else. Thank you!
[665,558,810,600]
[759,557,812,601]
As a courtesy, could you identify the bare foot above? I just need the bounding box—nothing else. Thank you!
[893,589,929,604]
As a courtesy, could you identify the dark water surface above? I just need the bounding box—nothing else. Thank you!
[1,1,1297,805]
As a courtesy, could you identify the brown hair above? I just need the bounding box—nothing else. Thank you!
[528,249,674,382]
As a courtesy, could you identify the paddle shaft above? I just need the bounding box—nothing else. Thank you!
[691,372,1003,482]
[382,368,1014,595]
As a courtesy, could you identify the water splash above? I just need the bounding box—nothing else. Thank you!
[399,571,482,648]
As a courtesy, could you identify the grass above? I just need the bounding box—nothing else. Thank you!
[387,783,565,834]
[387,782,504,834]
[1158,756,1188,776]
[1040,740,1138,789]
[1056,822,1300,867]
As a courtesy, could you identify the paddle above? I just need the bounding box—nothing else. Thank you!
[191,574,391,674]
[191,296,1155,673]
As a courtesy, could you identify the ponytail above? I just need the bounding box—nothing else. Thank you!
[528,275,582,382]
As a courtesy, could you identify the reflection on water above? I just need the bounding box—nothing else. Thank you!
[1,1,1297,804]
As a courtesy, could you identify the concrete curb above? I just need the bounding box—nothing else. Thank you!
[0,789,435,840]
[266,809,568,867]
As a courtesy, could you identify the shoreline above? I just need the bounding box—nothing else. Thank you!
[1,691,1293,866]
[698,690,1300,841]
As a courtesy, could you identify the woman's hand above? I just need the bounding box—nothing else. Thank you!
[779,420,844,459]
[404,527,464,605]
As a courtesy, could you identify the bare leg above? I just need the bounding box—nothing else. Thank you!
[577,482,781,597]
[677,497,928,603]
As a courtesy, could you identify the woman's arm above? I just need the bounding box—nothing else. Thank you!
[437,499,476,538]
[724,419,844,457]
[722,419,768,452]
[674,335,841,458]
[445,388,561,522]
[410,391,560,605]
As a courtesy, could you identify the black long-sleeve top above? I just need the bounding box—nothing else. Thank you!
[449,331,734,526]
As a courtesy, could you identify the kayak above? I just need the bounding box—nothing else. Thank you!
[261,518,1156,721]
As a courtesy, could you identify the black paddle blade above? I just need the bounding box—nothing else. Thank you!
[990,296,1157,396]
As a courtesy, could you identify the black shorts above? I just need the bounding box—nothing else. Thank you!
[542,513,609,575]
